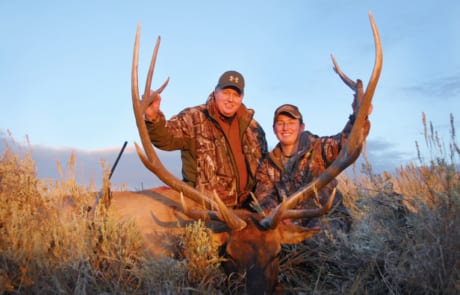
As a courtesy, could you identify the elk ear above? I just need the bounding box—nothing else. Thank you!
[278,223,321,245]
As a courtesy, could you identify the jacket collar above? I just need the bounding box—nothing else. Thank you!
[268,131,312,170]
[205,92,254,135]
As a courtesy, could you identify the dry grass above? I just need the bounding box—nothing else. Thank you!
[0,136,230,294]
[1,113,459,294]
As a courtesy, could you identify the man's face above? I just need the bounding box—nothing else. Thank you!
[273,114,304,145]
[214,87,243,117]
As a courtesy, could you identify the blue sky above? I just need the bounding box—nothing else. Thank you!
[1,1,459,189]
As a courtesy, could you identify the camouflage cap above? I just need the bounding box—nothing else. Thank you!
[273,104,303,124]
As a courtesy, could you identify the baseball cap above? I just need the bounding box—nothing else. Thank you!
[273,104,303,123]
[216,70,245,94]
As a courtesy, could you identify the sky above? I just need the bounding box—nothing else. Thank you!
[1,0,459,190]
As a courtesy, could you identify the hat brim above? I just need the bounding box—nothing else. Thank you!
[218,84,243,94]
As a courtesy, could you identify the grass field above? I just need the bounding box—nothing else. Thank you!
[1,114,458,294]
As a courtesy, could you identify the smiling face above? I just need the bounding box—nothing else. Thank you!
[273,114,305,147]
[214,87,243,117]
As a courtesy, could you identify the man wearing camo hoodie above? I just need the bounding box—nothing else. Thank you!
[143,70,267,208]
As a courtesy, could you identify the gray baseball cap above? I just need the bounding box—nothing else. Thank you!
[216,70,245,94]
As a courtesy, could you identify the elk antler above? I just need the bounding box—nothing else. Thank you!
[131,23,247,231]
[262,11,383,228]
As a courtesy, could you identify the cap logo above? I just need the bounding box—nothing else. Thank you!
[229,75,239,83]
[216,71,244,94]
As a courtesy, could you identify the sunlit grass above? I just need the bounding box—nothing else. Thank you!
[0,135,228,294]
[1,113,459,294]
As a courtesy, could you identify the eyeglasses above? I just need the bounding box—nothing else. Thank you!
[274,121,299,128]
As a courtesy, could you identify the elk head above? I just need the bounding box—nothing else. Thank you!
[130,11,382,295]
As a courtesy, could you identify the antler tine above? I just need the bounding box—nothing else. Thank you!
[140,34,170,114]
[131,24,216,209]
[176,189,247,230]
[330,54,356,91]
[212,191,247,230]
[281,188,337,220]
[180,193,220,221]
[143,35,160,101]
[261,12,382,228]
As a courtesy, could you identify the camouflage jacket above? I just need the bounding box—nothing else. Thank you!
[254,117,368,211]
[146,93,267,208]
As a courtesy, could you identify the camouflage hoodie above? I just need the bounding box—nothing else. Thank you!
[146,93,267,208]
[254,117,368,211]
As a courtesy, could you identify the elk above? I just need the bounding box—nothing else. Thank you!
[109,11,382,295]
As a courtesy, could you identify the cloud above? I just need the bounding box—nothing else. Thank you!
[1,133,411,192]
[0,135,182,191]
[359,138,417,174]
[108,148,182,190]
[402,72,460,100]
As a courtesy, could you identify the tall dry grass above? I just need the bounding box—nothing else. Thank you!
[280,113,459,294]
[1,113,459,294]
[0,136,228,294]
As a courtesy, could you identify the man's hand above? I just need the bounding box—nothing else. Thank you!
[351,80,373,117]
[144,90,162,121]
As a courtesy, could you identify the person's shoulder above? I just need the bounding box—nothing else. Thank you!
[298,131,319,151]
[177,104,207,116]
[248,119,266,137]
[244,105,255,116]
[301,130,319,141]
